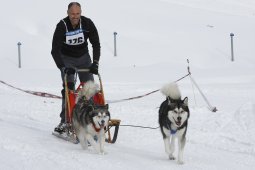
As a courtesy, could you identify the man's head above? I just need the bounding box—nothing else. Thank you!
[67,2,82,27]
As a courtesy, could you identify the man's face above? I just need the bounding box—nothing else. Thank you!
[67,5,81,27]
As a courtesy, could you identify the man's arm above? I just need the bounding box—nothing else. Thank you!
[51,22,65,69]
[88,19,101,63]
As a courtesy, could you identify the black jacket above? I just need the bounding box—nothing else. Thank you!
[51,16,100,69]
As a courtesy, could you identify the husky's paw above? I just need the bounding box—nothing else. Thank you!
[81,144,88,150]
[169,155,175,160]
[99,151,107,155]
[177,160,184,165]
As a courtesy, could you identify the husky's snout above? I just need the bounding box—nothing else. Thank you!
[98,119,105,128]
[101,120,105,125]
[174,116,182,126]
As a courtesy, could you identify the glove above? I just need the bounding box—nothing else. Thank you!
[61,67,76,75]
[89,62,99,75]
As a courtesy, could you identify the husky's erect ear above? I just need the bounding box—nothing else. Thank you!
[87,105,94,113]
[167,97,177,106]
[167,96,172,105]
[107,110,111,120]
[183,97,188,106]
[104,104,109,110]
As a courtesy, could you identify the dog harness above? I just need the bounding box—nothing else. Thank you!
[92,122,102,133]
[78,96,103,133]
[62,19,85,45]
[170,129,177,135]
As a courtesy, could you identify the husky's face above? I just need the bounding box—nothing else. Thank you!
[167,97,189,127]
[91,107,110,129]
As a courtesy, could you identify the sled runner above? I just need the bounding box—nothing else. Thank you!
[52,69,121,144]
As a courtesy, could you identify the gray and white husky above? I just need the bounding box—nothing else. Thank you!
[72,81,110,154]
[159,83,189,164]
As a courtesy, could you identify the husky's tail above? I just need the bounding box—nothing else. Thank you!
[77,80,99,102]
[160,82,181,100]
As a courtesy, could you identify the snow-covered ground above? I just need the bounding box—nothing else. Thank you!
[0,0,255,169]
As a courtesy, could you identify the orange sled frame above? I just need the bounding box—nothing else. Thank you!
[64,69,121,144]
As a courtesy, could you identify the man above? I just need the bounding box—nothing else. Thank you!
[51,2,101,133]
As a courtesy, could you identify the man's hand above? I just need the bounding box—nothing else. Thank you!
[62,67,76,75]
[89,62,99,75]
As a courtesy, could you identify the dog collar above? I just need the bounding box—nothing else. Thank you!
[167,122,178,135]
[92,123,101,132]
[170,129,177,135]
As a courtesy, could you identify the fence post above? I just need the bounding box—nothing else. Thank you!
[230,33,234,62]
[114,32,117,56]
[17,42,22,68]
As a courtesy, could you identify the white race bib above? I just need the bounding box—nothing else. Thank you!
[65,29,85,45]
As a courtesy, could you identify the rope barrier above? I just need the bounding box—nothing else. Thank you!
[0,80,62,99]
[0,60,217,133]
[107,72,190,104]
[189,75,217,112]
[0,72,190,102]
[0,60,216,112]
[186,59,217,112]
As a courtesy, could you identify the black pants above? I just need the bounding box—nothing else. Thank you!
[59,52,94,123]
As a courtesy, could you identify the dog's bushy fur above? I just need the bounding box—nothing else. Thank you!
[72,81,110,154]
[159,83,190,164]
[76,80,99,102]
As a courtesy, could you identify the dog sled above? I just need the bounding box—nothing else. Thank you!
[52,69,121,144]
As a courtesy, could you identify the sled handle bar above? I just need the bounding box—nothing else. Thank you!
[75,69,102,79]
[64,68,104,103]
[76,69,102,85]
[76,68,90,72]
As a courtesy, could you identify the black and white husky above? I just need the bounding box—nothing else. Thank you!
[159,83,189,164]
[72,81,110,154]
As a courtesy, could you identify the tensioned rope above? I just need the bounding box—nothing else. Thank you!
[0,73,190,102]
[120,124,159,129]
[107,72,190,104]
[0,73,189,130]
[0,80,62,99]
[0,60,217,113]
[0,60,217,130]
